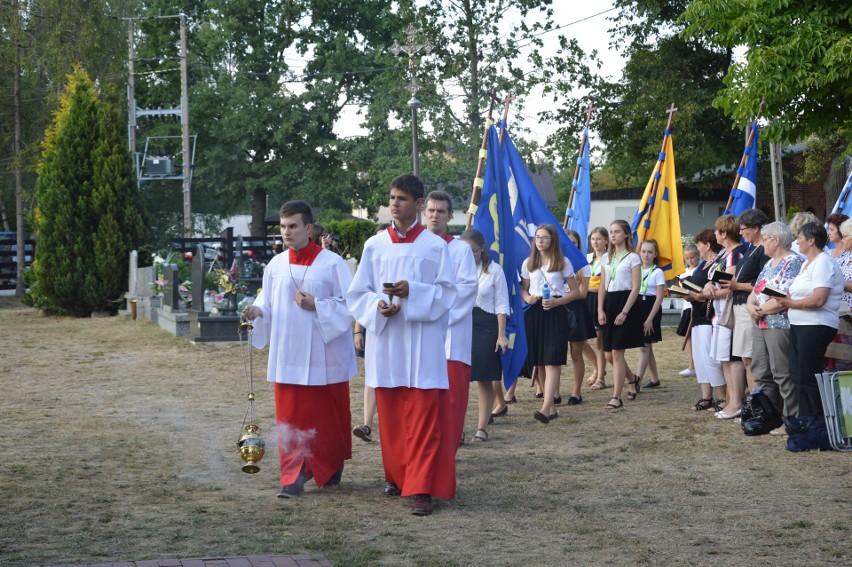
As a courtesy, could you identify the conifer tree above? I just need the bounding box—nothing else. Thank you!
[91,85,147,308]
[28,66,146,315]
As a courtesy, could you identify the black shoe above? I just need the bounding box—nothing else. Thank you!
[353,424,373,442]
[534,392,544,399]
[643,380,661,389]
[411,494,433,516]
[491,406,508,417]
[325,464,344,486]
[277,482,305,498]
[567,396,582,406]
[533,410,550,424]
[487,415,494,425]
[554,395,563,405]
[505,396,517,404]
[383,482,402,497]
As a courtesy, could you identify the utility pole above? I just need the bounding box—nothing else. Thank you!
[770,142,786,221]
[125,14,194,237]
[127,19,136,158]
[389,25,432,178]
[180,13,191,237]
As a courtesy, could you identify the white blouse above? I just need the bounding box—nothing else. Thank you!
[475,262,510,315]
[521,256,575,296]
[640,266,666,297]
[604,251,641,292]
[788,251,843,328]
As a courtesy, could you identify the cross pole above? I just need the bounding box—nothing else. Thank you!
[465,89,499,229]
[563,105,596,230]
[389,25,432,177]
[642,103,678,231]
[497,93,516,144]
[388,24,433,97]
[724,97,766,214]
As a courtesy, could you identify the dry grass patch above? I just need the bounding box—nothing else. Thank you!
[0,297,850,566]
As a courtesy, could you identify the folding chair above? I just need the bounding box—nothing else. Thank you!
[816,371,852,452]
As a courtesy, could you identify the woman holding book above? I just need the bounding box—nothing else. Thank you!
[597,220,643,410]
[703,215,747,419]
[686,230,726,411]
[718,209,769,391]
[746,222,802,434]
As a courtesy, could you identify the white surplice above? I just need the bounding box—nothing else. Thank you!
[444,238,478,364]
[251,248,357,385]
[346,229,458,389]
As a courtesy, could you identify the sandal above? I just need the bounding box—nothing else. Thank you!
[626,374,641,401]
[605,397,623,410]
[586,373,598,386]
[692,398,713,411]
[590,380,607,390]
[710,399,726,412]
[471,428,488,442]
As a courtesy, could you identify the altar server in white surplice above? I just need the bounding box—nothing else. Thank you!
[243,200,356,499]
[423,190,478,496]
[346,174,457,516]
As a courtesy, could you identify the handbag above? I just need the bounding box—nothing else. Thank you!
[715,251,736,329]
[718,295,735,329]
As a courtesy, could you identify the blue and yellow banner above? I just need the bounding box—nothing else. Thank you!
[631,130,684,279]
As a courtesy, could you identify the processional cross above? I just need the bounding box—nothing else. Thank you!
[389,24,433,96]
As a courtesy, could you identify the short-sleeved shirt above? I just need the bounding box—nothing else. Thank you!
[587,252,607,292]
[752,253,803,329]
[639,266,665,297]
[604,251,641,292]
[476,262,510,316]
[522,257,575,296]
[733,244,770,305]
[837,251,852,312]
[788,251,844,328]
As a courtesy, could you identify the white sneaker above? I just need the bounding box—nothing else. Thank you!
[679,368,696,377]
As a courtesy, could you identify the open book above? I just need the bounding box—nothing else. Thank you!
[680,279,703,293]
[668,284,690,296]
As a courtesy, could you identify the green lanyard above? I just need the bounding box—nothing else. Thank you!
[590,256,602,277]
[640,267,655,296]
[607,251,628,290]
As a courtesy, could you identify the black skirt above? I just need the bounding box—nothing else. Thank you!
[602,290,644,352]
[524,301,569,366]
[675,308,692,337]
[638,294,663,343]
[471,307,503,381]
[566,298,596,342]
[586,291,601,331]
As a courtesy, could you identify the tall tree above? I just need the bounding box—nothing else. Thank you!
[27,67,145,315]
[681,0,852,146]
[0,0,133,294]
[539,0,740,182]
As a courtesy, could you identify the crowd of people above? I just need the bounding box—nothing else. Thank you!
[242,174,847,516]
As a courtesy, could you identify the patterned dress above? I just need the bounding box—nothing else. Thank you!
[752,253,803,329]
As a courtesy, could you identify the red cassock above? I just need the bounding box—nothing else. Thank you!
[251,240,358,489]
[274,382,351,487]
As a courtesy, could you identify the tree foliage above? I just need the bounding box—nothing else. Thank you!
[542,1,741,183]
[26,67,146,315]
[681,0,852,145]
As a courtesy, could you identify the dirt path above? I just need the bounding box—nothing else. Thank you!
[0,297,849,566]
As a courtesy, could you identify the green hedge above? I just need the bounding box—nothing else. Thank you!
[322,219,380,260]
